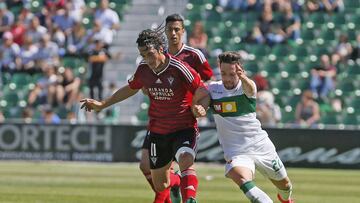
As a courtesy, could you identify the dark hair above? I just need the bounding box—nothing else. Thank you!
[136,27,166,51]
[165,13,184,28]
[218,51,243,66]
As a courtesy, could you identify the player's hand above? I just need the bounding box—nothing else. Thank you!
[80,98,104,112]
[236,64,246,79]
[192,104,207,118]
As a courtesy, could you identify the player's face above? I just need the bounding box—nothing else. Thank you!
[138,45,163,70]
[220,63,239,90]
[165,21,184,46]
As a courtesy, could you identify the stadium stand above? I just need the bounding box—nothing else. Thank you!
[1,0,359,128]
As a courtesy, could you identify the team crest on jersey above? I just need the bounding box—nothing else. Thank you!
[167,76,174,85]
[213,101,237,113]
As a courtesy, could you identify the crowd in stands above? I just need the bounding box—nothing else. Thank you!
[1,0,359,127]
[0,0,120,123]
[186,0,359,127]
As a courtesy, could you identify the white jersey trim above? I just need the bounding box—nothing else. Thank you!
[183,45,206,64]
[169,56,194,83]
[173,44,185,57]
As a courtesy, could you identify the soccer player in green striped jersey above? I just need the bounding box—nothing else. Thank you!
[192,51,294,203]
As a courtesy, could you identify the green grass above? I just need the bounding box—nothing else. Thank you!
[0,161,359,203]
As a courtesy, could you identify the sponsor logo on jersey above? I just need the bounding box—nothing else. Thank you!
[213,102,237,113]
[155,78,162,84]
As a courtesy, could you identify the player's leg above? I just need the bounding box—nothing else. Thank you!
[226,156,273,203]
[141,132,172,203]
[270,177,294,203]
[254,137,293,203]
[149,132,181,202]
[173,128,199,203]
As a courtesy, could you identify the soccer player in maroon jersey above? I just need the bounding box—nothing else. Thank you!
[138,14,214,203]
[80,28,207,203]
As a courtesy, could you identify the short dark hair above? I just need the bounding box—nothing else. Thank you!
[218,51,243,67]
[165,13,184,28]
[136,28,165,51]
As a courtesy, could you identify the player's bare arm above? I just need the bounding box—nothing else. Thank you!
[236,64,256,97]
[80,85,139,112]
[191,87,210,118]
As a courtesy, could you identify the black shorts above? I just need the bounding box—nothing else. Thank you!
[147,127,199,169]
[141,131,150,149]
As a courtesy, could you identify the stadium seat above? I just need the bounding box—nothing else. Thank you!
[10,73,32,89]
[336,81,355,93]
[281,110,295,124]
[342,113,359,125]
[320,112,340,125]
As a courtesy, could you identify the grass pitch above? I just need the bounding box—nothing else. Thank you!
[0,161,359,203]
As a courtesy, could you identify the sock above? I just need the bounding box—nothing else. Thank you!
[240,181,273,203]
[169,171,181,187]
[180,169,198,202]
[143,172,172,203]
[277,184,293,201]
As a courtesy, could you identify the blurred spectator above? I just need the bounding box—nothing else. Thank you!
[10,18,26,46]
[45,0,66,13]
[188,21,209,58]
[351,34,360,61]
[35,33,60,66]
[68,0,86,22]
[87,40,111,100]
[39,105,61,124]
[0,2,14,37]
[15,35,39,74]
[279,2,301,40]
[331,34,353,65]
[253,74,281,126]
[66,21,87,56]
[246,6,286,45]
[51,24,66,55]
[27,16,48,44]
[94,0,120,31]
[52,4,76,34]
[0,110,4,122]
[28,64,58,106]
[21,107,33,123]
[0,31,20,73]
[310,54,336,100]
[85,20,113,49]
[295,90,320,127]
[56,68,81,110]
[306,0,344,13]
[18,4,34,26]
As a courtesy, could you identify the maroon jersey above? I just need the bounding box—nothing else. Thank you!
[128,54,204,134]
[173,44,213,81]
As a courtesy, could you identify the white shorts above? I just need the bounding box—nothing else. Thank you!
[224,137,287,181]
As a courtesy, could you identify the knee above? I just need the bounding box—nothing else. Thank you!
[178,152,194,169]
[153,182,169,192]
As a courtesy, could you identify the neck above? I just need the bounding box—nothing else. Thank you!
[154,54,168,73]
[168,43,183,55]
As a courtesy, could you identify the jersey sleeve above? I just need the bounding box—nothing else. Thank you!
[197,60,213,81]
[128,65,144,89]
[179,62,204,94]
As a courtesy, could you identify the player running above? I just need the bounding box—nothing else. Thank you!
[192,51,294,203]
[139,13,213,203]
[81,28,207,203]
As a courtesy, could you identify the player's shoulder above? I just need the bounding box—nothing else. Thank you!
[183,45,206,63]
[208,80,223,90]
